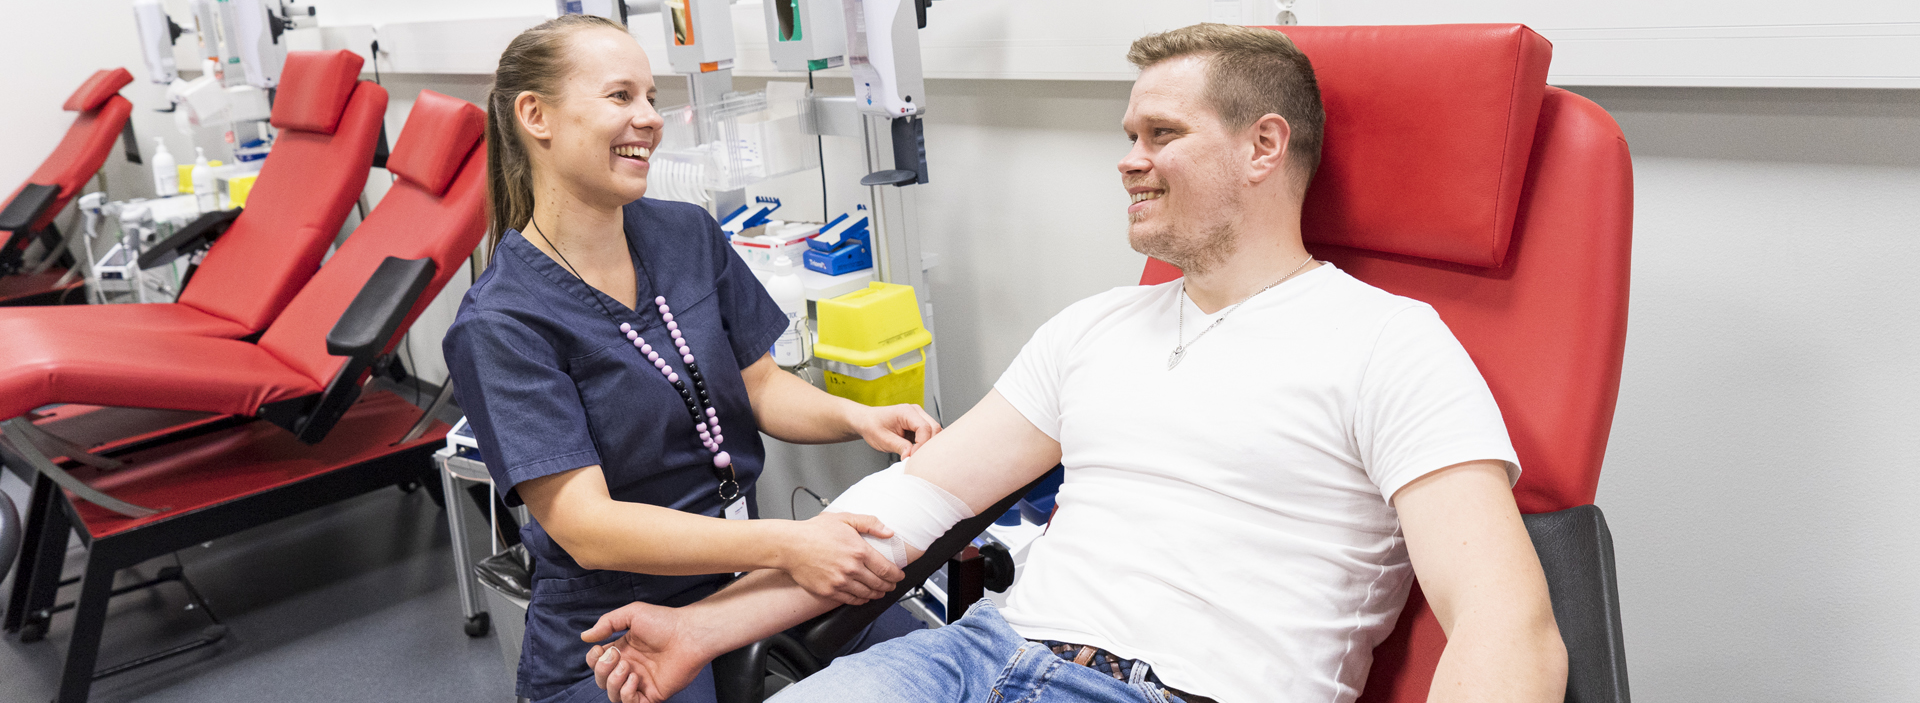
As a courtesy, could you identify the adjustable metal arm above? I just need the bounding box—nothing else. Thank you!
[136,207,241,269]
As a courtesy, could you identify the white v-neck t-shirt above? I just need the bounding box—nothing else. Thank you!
[993,264,1519,703]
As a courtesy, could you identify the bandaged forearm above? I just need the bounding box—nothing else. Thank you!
[824,461,974,568]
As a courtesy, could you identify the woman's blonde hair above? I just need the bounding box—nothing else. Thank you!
[485,13,629,252]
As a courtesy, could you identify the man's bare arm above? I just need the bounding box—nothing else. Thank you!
[1394,460,1568,703]
[583,390,1062,703]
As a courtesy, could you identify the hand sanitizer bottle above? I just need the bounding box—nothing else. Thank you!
[190,147,216,213]
[151,139,177,196]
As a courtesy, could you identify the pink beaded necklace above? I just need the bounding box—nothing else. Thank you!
[534,220,740,502]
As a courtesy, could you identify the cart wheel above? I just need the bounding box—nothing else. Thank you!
[465,611,491,637]
[20,618,47,643]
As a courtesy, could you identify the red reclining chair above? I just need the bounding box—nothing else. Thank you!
[0,69,138,306]
[0,50,385,336]
[0,89,487,703]
[714,24,1634,703]
[0,50,388,508]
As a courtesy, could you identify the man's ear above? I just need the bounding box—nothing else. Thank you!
[1246,113,1291,185]
[516,91,553,142]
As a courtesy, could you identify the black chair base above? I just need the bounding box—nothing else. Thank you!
[3,391,446,703]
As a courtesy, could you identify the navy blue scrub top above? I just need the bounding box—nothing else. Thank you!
[443,198,786,702]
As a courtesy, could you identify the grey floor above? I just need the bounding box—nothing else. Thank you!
[0,465,517,703]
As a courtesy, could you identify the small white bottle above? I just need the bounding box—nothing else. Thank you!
[190,147,216,212]
[766,254,811,367]
[150,139,177,197]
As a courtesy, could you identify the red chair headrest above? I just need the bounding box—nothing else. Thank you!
[63,68,134,113]
[270,51,366,135]
[1278,24,1551,268]
[387,90,486,197]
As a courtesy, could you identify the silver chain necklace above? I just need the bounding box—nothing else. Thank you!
[1168,254,1317,370]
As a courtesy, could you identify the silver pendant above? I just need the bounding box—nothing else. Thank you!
[1167,346,1187,370]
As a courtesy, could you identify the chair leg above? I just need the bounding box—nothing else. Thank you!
[12,474,71,640]
[5,472,50,632]
[442,458,485,631]
[55,554,116,703]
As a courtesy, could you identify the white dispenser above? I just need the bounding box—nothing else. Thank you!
[190,147,216,212]
[150,139,177,197]
[766,254,810,367]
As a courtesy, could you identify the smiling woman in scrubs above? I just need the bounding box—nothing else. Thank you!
[443,15,937,703]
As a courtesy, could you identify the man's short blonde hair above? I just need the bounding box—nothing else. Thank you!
[1128,23,1326,196]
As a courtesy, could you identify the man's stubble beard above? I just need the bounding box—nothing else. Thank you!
[1127,190,1243,277]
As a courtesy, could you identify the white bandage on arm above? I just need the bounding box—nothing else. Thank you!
[824,461,974,568]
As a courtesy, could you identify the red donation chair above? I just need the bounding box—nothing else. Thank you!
[0,69,139,306]
[0,50,386,337]
[0,89,488,703]
[717,23,1634,703]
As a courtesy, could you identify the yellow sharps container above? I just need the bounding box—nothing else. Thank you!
[813,282,932,407]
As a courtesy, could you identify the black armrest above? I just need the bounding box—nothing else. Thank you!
[794,473,1049,661]
[0,183,59,233]
[1523,505,1630,703]
[137,207,242,269]
[713,632,821,703]
[263,256,436,444]
[327,256,436,360]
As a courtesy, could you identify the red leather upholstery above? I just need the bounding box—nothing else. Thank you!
[0,301,250,338]
[1,51,382,334]
[3,77,133,238]
[259,95,487,386]
[62,68,134,113]
[386,90,487,197]
[1296,25,1548,268]
[1140,26,1631,703]
[270,51,366,135]
[177,52,386,334]
[0,318,319,421]
[0,90,488,426]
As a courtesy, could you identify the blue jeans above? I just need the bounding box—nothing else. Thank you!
[771,602,1183,703]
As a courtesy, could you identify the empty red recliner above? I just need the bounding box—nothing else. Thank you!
[0,69,137,305]
[719,23,1633,703]
[0,50,385,335]
[0,87,486,491]
[2,90,486,703]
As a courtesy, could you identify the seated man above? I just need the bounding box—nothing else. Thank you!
[582,23,1567,703]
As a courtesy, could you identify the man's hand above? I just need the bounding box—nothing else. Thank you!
[848,403,942,457]
[776,513,905,605]
[581,601,709,703]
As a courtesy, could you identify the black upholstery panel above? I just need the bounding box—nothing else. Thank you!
[1525,504,1631,703]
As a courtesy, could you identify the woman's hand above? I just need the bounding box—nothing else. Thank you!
[848,403,943,457]
[776,513,905,605]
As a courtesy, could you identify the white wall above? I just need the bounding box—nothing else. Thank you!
[1567,84,1920,702]
[8,3,1920,700]
[0,0,201,228]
